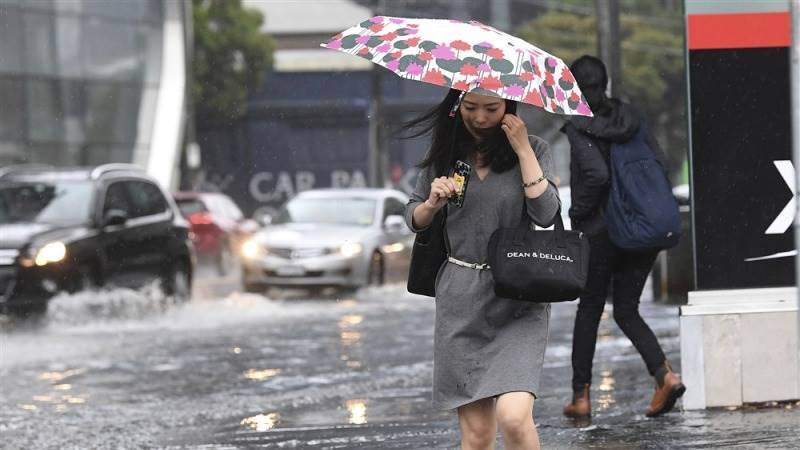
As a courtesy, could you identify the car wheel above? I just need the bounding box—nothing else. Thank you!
[164,265,191,303]
[367,251,384,286]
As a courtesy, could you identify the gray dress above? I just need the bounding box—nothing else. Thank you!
[404,136,561,411]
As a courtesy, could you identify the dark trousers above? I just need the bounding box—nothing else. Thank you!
[571,231,666,392]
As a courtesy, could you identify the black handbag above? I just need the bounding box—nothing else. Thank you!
[407,206,448,297]
[487,209,589,303]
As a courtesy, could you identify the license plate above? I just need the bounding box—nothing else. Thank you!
[276,266,305,276]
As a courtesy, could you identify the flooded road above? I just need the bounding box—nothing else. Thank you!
[1,275,798,449]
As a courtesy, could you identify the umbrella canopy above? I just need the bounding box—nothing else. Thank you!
[321,16,592,117]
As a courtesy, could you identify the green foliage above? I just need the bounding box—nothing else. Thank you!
[192,0,275,123]
[514,7,687,175]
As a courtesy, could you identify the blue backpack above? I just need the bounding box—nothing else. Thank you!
[606,127,681,250]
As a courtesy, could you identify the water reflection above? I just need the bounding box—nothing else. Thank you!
[243,368,282,381]
[338,314,364,368]
[345,399,368,424]
[597,369,617,411]
[241,412,280,432]
[38,368,87,382]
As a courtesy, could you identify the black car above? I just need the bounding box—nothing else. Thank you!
[0,164,194,316]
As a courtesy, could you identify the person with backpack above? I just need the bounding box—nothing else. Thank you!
[561,55,685,419]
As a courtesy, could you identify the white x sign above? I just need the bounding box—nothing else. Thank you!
[765,160,797,235]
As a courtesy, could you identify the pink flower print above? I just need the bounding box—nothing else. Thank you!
[376,43,391,53]
[486,48,504,59]
[358,47,370,56]
[520,71,536,82]
[453,80,470,91]
[478,63,491,73]
[504,84,525,97]
[479,76,503,91]
[476,41,493,48]
[369,23,384,32]
[407,37,420,47]
[327,39,342,50]
[390,18,405,24]
[422,69,447,84]
[524,90,544,107]
[386,60,400,71]
[431,45,456,60]
[356,35,371,45]
[460,63,478,75]
[450,40,471,51]
[390,51,402,59]
[405,27,419,35]
[380,32,398,42]
[407,23,419,28]
[418,51,433,62]
[370,16,385,23]
[577,102,592,116]
[555,88,565,102]
[406,62,423,76]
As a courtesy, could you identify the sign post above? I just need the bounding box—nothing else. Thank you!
[681,0,799,409]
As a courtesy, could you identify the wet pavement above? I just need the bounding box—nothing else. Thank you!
[1,274,799,449]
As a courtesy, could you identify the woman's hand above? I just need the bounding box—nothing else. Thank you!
[426,176,458,210]
[500,114,533,156]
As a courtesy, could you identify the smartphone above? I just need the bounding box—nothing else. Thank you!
[448,160,471,208]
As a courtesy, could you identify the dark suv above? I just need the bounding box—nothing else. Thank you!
[0,164,194,315]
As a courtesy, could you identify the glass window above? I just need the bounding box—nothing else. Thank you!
[125,180,167,218]
[383,198,405,219]
[103,181,130,215]
[274,197,376,226]
[27,143,82,166]
[23,11,56,76]
[0,141,25,166]
[0,180,94,226]
[23,0,52,11]
[0,78,24,140]
[83,18,143,82]
[81,0,147,21]
[113,85,141,145]
[83,145,133,166]
[175,199,207,218]
[142,23,162,85]
[85,83,116,143]
[60,80,86,144]
[55,15,82,78]
[0,7,23,74]
[26,79,63,142]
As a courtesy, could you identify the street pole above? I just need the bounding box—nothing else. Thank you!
[790,0,800,396]
[491,0,511,31]
[595,0,621,96]
[368,59,385,188]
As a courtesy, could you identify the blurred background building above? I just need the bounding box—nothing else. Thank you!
[0,0,192,189]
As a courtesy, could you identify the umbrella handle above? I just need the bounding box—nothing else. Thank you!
[449,90,466,118]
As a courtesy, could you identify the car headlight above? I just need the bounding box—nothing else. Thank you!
[339,242,363,258]
[241,238,264,259]
[35,242,67,266]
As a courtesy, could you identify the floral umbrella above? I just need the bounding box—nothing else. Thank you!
[321,16,592,117]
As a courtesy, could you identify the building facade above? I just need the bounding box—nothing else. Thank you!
[0,0,191,189]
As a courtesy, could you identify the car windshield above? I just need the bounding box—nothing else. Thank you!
[0,180,94,225]
[175,199,207,217]
[273,197,376,226]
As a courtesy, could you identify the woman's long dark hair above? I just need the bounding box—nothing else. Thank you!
[398,89,519,177]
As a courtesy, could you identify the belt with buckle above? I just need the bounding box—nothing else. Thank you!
[447,255,491,270]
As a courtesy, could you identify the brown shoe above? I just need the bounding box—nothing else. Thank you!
[563,384,591,418]
[646,363,686,417]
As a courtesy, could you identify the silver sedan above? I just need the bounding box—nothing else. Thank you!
[240,188,413,292]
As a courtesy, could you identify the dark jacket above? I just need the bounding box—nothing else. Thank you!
[561,99,666,236]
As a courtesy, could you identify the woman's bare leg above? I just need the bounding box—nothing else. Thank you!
[457,397,496,450]
[495,392,539,450]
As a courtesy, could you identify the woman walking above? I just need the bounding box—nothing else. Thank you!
[403,88,560,450]
[561,55,686,419]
